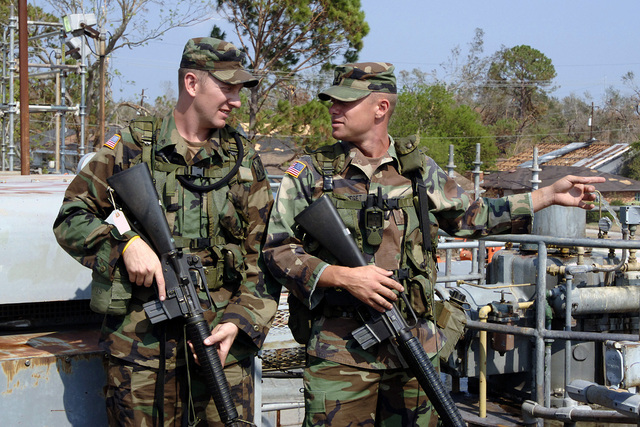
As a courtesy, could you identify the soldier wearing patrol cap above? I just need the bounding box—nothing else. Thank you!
[263,62,605,426]
[54,37,279,426]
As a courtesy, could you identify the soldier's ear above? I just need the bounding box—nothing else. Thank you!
[183,71,199,97]
[374,97,390,120]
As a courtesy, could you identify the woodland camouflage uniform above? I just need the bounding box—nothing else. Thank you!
[54,38,278,426]
[263,62,534,426]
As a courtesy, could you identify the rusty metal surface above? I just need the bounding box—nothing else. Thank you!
[0,328,108,426]
[0,329,103,361]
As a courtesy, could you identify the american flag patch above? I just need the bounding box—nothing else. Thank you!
[286,161,306,178]
[104,134,121,150]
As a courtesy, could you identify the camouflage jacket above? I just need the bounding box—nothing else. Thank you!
[53,112,278,369]
[263,138,533,369]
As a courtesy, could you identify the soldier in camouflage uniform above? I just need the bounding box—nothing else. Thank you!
[262,62,605,426]
[53,37,279,426]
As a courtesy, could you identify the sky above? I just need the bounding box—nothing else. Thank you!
[38,1,640,104]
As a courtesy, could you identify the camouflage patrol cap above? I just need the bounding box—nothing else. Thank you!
[180,37,258,88]
[318,62,396,102]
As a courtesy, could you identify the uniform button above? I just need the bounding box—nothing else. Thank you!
[253,324,260,331]
[99,265,106,272]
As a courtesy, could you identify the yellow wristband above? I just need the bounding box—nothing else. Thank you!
[122,235,140,254]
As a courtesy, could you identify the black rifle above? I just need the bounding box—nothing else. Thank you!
[295,195,465,427]
[107,163,243,427]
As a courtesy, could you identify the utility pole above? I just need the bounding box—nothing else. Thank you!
[18,0,29,175]
[98,32,106,146]
[589,102,594,141]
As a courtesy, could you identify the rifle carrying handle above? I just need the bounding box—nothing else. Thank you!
[186,315,240,426]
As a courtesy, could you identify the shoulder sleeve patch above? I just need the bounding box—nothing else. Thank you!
[104,134,121,150]
[285,161,306,178]
[252,156,266,181]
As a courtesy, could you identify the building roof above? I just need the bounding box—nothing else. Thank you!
[494,142,630,171]
[482,165,640,193]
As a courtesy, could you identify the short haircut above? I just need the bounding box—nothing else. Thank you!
[178,68,210,93]
[369,92,398,119]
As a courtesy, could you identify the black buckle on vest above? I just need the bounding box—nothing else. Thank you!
[385,199,400,210]
[394,268,411,281]
[190,238,210,250]
[323,175,333,192]
[188,166,205,178]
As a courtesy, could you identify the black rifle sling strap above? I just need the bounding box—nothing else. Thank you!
[414,176,432,252]
[176,132,244,193]
[395,135,432,253]
[154,324,166,427]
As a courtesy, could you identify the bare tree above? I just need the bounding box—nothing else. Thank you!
[45,0,217,148]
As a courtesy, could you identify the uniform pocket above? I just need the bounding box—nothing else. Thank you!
[89,266,132,315]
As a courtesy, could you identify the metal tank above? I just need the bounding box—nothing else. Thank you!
[437,202,640,425]
[0,173,107,426]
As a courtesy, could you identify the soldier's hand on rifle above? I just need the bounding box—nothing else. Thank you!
[318,265,404,313]
[122,237,167,301]
[188,322,239,367]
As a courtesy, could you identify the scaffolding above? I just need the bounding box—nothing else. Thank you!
[1,4,87,173]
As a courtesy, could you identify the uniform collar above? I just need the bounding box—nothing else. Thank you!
[341,135,399,173]
[156,112,230,163]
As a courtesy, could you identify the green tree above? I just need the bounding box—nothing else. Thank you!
[389,84,497,171]
[486,45,556,123]
[215,0,369,137]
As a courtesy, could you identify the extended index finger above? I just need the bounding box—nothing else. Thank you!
[155,269,166,301]
[571,175,606,184]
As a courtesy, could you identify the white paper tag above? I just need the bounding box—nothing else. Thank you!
[106,209,131,234]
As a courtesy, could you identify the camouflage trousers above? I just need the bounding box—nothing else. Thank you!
[302,356,441,427]
[106,355,254,426]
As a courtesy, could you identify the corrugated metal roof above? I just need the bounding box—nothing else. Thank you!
[482,166,640,193]
[494,142,630,172]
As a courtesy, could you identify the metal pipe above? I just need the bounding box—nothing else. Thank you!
[437,240,505,249]
[28,105,79,113]
[522,400,636,423]
[544,338,552,408]
[473,143,482,200]
[447,144,455,178]
[535,241,547,407]
[261,402,305,412]
[18,0,29,174]
[8,4,16,171]
[26,29,64,42]
[466,319,637,342]
[567,380,640,419]
[436,273,484,284]
[564,273,575,416]
[531,147,541,190]
[478,304,492,418]
[483,234,640,250]
[78,36,86,156]
[26,20,64,28]
[1,28,7,170]
[60,52,67,173]
[566,285,640,315]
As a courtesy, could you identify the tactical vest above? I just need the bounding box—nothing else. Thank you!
[306,136,439,320]
[128,116,248,291]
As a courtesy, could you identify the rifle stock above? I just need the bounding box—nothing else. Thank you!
[107,163,242,426]
[295,195,465,427]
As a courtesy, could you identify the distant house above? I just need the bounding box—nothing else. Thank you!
[482,165,640,204]
[494,141,630,175]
